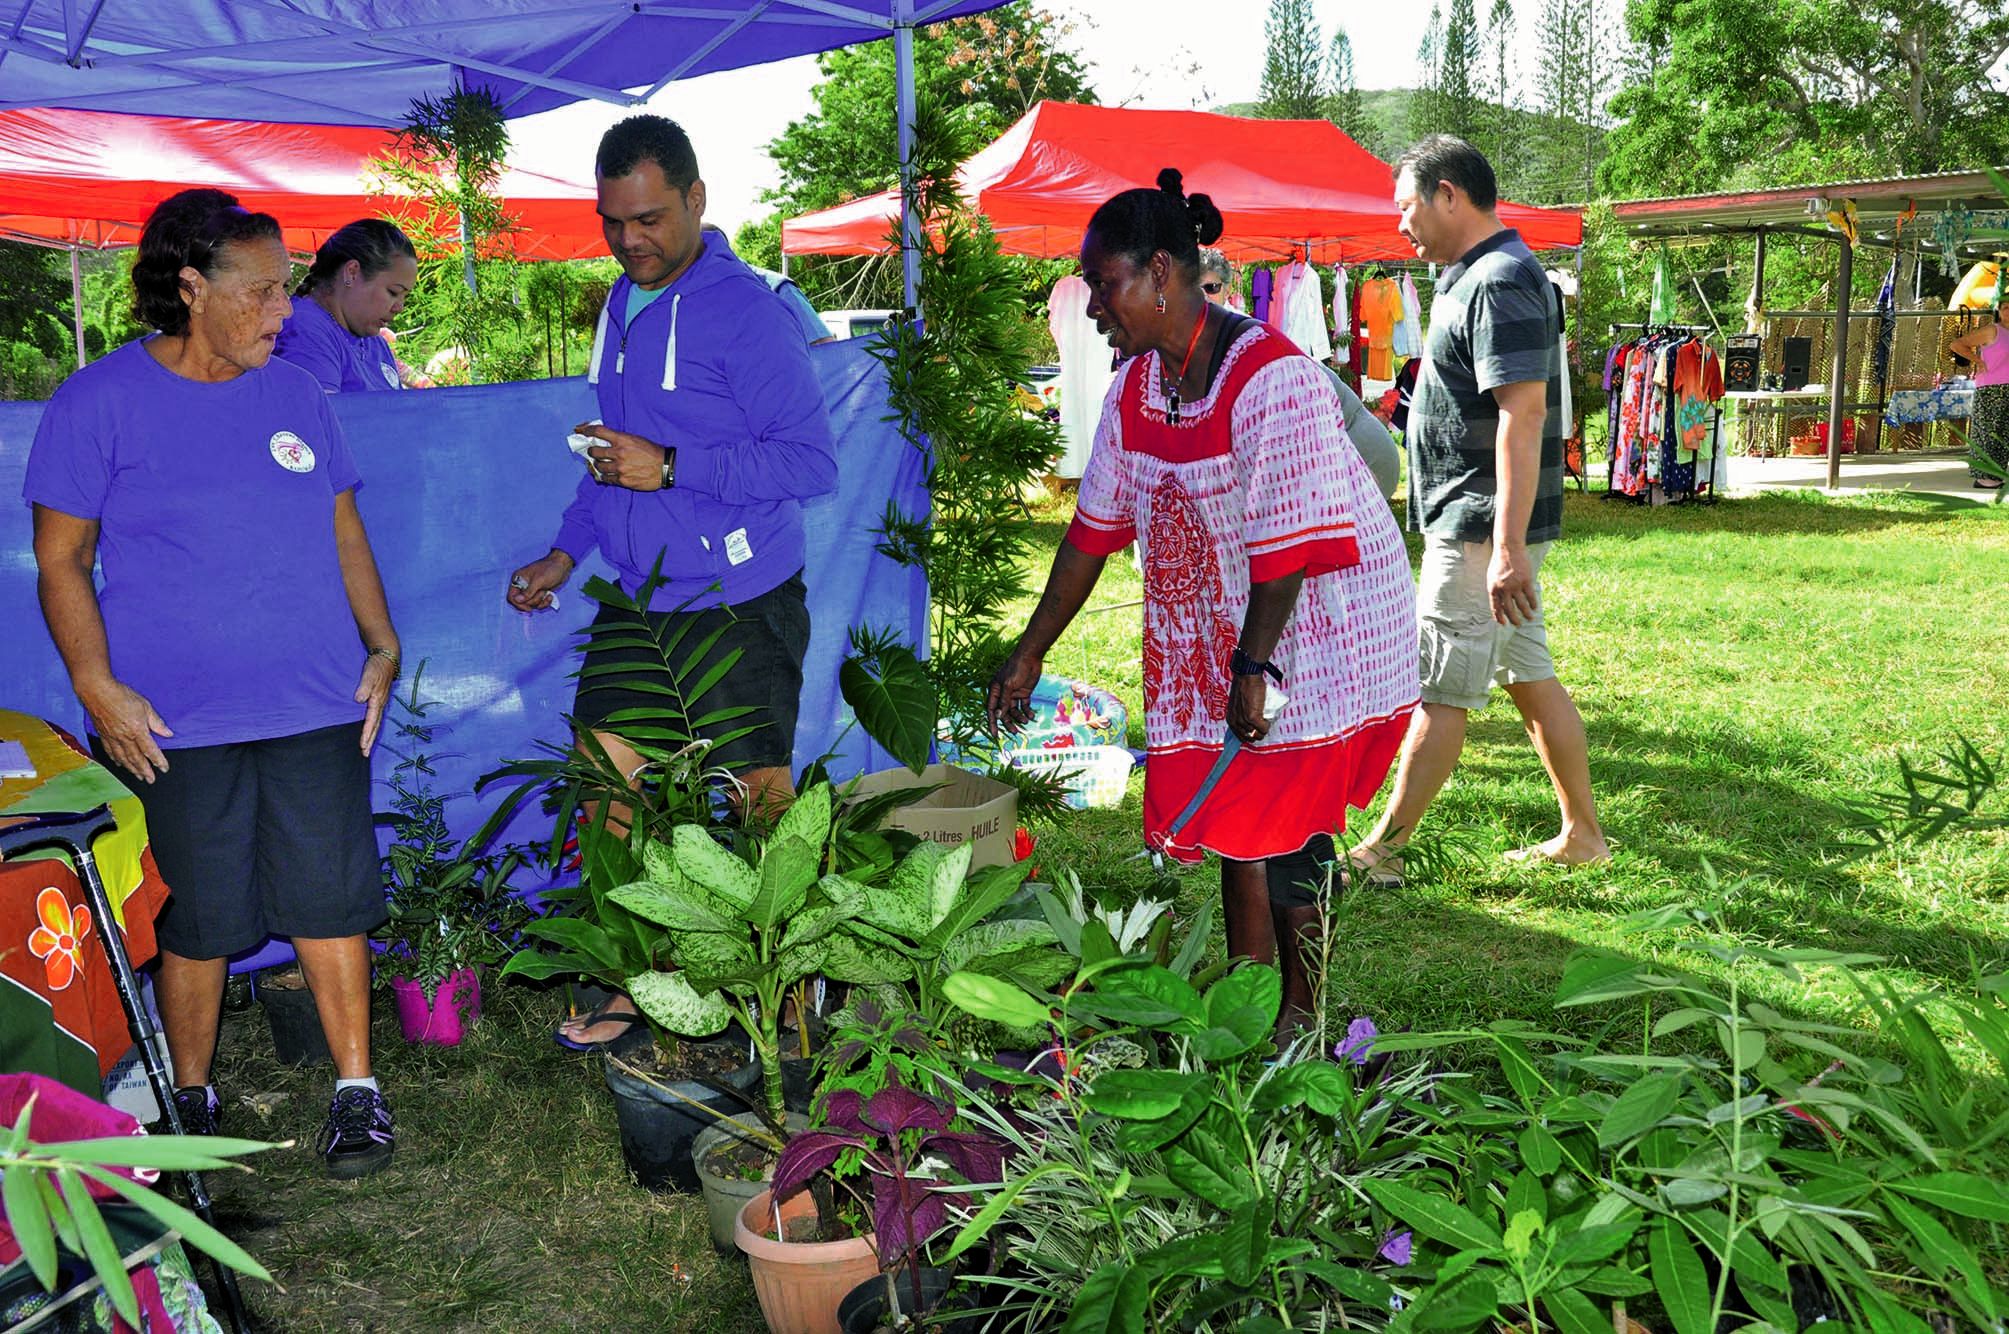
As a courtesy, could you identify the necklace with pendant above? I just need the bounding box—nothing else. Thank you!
[1163,304,1210,425]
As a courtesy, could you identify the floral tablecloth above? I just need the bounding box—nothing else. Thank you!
[1884,383,1975,425]
[0,710,169,1094]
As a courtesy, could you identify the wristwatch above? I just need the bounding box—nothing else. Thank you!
[659,447,677,491]
[1229,646,1283,684]
[367,646,401,677]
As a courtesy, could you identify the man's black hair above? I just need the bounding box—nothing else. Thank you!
[596,114,699,191]
[1395,135,1499,211]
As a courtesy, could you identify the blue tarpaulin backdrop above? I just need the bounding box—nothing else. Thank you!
[0,336,928,876]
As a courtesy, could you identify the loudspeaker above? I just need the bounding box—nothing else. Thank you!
[1725,335,1761,393]
[1781,336,1813,390]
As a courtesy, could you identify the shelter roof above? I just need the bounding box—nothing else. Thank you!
[0,107,603,258]
[0,0,1011,125]
[782,101,1584,263]
[1592,169,2009,248]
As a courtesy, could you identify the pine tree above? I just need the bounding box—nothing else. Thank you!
[1257,0,1328,119]
[1531,0,1613,200]
[1440,0,1483,142]
[1326,25,1367,142]
[1411,4,1444,141]
[1483,0,1520,191]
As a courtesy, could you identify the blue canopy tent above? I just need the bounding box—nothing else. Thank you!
[0,1,1006,975]
[0,0,1011,302]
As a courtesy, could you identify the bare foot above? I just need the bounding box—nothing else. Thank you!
[557,994,640,1045]
[1503,834,1611,867]
[1346,843,1405,888]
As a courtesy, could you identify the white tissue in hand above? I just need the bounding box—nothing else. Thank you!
[568,419,603,459]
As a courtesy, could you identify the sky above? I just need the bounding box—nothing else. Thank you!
[507,0,1429,234]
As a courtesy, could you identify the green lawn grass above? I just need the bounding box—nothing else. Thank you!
[206,484,2008,1331]
[1015,485,2009,1043]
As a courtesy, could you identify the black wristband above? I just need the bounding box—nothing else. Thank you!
[1230,646,1283,684]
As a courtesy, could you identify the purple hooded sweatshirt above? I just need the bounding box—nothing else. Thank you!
[552,230,837,610]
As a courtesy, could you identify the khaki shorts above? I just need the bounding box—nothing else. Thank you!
[1417,536,1557,710]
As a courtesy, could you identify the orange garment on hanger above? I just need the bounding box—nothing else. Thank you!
[1359,277,1403,380]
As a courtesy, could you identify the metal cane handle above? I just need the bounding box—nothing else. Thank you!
[0,804,117,858]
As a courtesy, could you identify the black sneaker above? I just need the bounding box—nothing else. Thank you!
[317,1087,395,1179]
[170,1086,219,1137]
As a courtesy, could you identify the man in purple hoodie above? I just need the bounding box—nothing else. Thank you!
[507,115,837,1050]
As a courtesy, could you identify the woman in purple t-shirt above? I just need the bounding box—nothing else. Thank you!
[24,189,403,1180]
[274,218,416,393]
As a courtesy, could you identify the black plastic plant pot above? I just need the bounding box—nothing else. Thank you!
[838,1268,980,1334]
[603,1056,758,1193]
[254,972,331,1068]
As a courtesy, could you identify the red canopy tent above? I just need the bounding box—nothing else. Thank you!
[0,107,603,260]
[782,102,1583,263]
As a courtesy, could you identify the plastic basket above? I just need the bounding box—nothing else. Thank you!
[1002,743,1135,810]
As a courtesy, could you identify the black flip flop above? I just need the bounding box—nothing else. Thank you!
[553,1003,650,1054]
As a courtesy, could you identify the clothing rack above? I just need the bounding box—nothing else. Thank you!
[1604,323,1728,506]
[1607,321,1713,337]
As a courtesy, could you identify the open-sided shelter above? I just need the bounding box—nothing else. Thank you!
[0,0,1023,307]
[0,107,603,260]
[781,101,1586,263]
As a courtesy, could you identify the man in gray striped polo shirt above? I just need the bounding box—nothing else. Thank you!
[1352,135,1609,886]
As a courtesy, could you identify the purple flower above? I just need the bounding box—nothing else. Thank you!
[1335,1016,1378,1066]
[1378,1229,1413,1266]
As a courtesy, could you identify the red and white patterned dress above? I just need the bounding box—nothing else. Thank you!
[1065,321,1420,864]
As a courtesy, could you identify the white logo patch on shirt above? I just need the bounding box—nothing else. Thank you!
[269,431,316,473]
[725,528,754,566]
[380,361,402,389]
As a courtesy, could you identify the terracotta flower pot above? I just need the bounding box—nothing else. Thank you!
[734,1187,880,1334]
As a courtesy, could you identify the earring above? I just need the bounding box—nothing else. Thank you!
[1155,290,1167,314]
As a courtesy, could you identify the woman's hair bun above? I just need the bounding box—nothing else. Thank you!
[1188,192,1225,246]
[1155,167,1224,245]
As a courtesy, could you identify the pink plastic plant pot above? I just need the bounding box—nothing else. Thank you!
[388,968,480,1045]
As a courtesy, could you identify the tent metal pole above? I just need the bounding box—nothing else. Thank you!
[893,0,920,314]
[1825,236,1852,490]
[69,244,87,367]
[1748,228,1766,332]
[460,208,477,296]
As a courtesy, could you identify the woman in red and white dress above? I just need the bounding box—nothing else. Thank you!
[989,170,1419,1038]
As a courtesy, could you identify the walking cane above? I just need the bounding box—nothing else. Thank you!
[0,805,251,1333]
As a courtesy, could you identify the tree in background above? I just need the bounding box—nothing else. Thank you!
[1530,0,1615,203]
[1410,5,1445,141]
[1438,0,1484,141]
[1326,26,1369,142]
[370,88,532,383]
[1598,0,2009,197]
[1257,0,1330,119]
[758,3,1094,311]
[1480,0,1527,186]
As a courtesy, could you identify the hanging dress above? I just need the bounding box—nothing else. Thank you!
[1065,320,1419,864]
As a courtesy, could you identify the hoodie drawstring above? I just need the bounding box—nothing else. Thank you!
[660,293,682,392]
[587,301,610,386]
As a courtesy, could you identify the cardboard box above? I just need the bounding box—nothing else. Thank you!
[847,763,1020,869]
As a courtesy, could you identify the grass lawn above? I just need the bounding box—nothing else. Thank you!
[207,484,2009,1331]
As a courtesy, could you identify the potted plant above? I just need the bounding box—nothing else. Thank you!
[759,1078,1007,1334]
[483,570,768,1193]
[375,669,536,1045]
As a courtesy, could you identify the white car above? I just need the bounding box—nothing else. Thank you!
[817,308,898,341]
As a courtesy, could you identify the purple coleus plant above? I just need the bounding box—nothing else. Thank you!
[770,1078,1010,1264]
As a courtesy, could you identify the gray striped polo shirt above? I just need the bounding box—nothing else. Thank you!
[1406,228,1564,545]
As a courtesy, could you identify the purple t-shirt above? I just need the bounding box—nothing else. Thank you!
[273,295,404,393]
[23,339,369,748]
